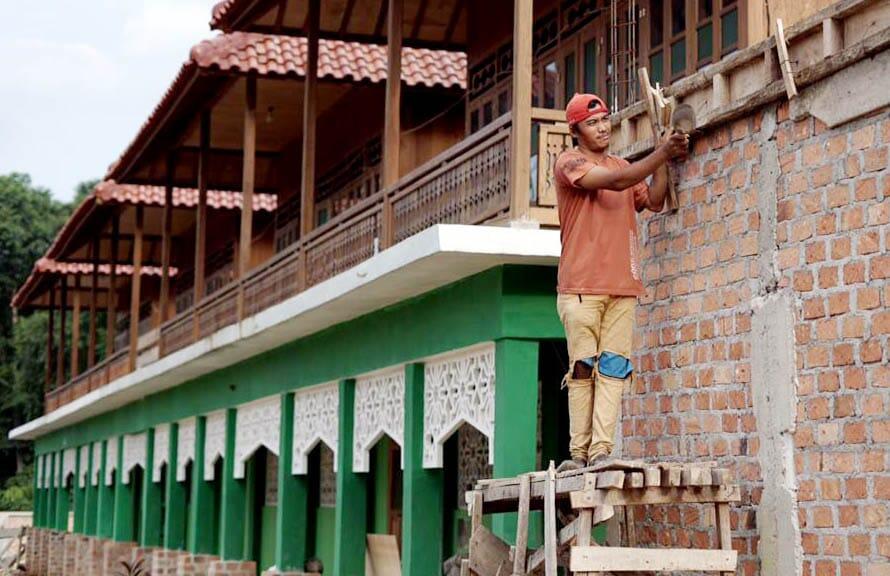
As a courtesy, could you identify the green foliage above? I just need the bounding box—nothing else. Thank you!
[0,173,96,502]
[115,558,148,576]
[0,464,33,511]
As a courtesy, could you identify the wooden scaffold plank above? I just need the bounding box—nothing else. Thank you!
[543,462,557,576]
[570,547,738,573]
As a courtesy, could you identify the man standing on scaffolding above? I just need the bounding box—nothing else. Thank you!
[555,93,688,474]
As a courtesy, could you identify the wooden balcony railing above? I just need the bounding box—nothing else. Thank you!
[45,110,570,413]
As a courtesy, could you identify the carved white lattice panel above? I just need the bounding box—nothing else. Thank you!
[319,445,337,507]
[457,425,493,510]
[423,342,496,469]
[37,455,44,489]
[92,443,102,486]
[122,433,147,484]
[235,397,280,479]
[153,424,170,483]
[62,448,76,485]
[105,438,119,486]
[353,368,405,473]
[78,445,90,488]
[204,411,227,481]
[292,382,339,475]
[176,418,196,482]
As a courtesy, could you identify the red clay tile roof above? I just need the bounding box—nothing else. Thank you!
[34,258,179,278]
[190,32,467,89]
[95,181,278,212]
[107,32,465,182]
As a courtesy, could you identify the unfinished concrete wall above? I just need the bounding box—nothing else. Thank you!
[627,92,890,576]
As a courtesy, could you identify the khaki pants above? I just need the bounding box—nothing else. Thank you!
[557,294,635,462]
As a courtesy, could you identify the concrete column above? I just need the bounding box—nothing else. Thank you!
[333,379,367,576]
[112,436,135,542]
[164,422,188,550]
[401,363,444,576]
[73,448,85,533]
[188,416,215,554]
[220,409,246,560]
[492,339,541,545]
[84,444,99,536]
[275,392,310,570]
[141,428,163,546]
[97,441,115,538]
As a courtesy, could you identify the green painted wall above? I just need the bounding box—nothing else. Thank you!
[315,507,335,573]
[35,265,560,455]
[260,506,276,571]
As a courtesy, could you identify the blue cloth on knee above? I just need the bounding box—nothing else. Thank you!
[598,351,633,379]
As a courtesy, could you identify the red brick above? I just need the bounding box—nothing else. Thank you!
[817,214,837,235]
[876,476,890,499]
[842,316,865,338]
[872,256,890,279]
[829,184,851,207]
[829,292,850,316]
[864,451,886,472]
[827,134,848,156]
[864,504,888,528]
[845,422,867,444]
[847,477,868,499]
[863,394,884,415]
[862,339,883,363]
[856,287,880,309]
[808,345,830,367]
[835,394,856,418]
[819,266,839,288]
[794,271,814,291]
[875,311,890,335]
[845,262,866,284]
[852,125,876,149]
[803,142,825,166]
[839,506,860,527]
[826,452,856,473]
[845,367,866,389]
[859,231,881,254]
[806,241,827,263]
[846,155,862,177]
[842,206,866,231]
[856,177,878,201]
[864,147,888,172]
[875,421,890,443]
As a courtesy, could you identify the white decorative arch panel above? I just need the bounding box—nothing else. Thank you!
[105,437,119,486]
[292,382,339,475]
[235,396,280,479]
[78,445,90,488]
[203,411,227,481]
[153,424,170,483]
[37,456,44,489]
[122,433,147,484]
[176,418,196,482]
[91,443,102,486]
[62,448,76,484]
[423,342,496,469]
[353,368,404,473]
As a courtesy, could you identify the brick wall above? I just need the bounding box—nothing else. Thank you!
[627,100,890,576]
[151,548,190,576]
[177,553,221,576]
[208,560,258,575]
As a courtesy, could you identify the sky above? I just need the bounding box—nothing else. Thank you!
[0,0,219,203]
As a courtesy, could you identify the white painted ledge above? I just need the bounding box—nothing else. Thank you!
[11,224,560,441]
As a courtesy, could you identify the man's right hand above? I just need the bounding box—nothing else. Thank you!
[661,131,689,160]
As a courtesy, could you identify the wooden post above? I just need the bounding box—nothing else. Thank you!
[106,212,119,358]
[57,279,67,388]
[193,110,211,339]
[381,0,403,247]
[238,76,257,320]
[87,238,98,368]
[71,276,81,378]
[300,0,320,240]
[715,503,734,576]
[128,205,144,372]
[45,285,55,392]
[509,0,534,221]
[159,153,175,331]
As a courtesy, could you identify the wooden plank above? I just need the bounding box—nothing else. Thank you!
[106,212,119,358]
[128,205,143,372]
[526,513,581,573]
[468,526,511,576]
[543,462,557,576]
[595,471,625,490]
[509,0,533,220]
[775,19,799,98]
[644,467,661,487]
[625,472,644,489]
[45,285,55,391]
[661,465,682,487]
[460,559,468,576]
[513,474,530,575]
[239,75,257,281]
[70,277,81,378]
[57,279,66,388]
[193,110,210,340]
[716,503,734,576]
[158,153,174,333]
[301,0,320,238]
[570,547,738,572]
[570,485,742,509]
[367,534,401,576]
[575,509,593,576]
[711,468,731,485]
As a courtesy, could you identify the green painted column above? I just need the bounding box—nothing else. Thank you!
[97,441,115,538]
[113,436,135,542]
[372,437,392,534]
[73,448,85,532]
[36,454,46,527]
[492,339,541,545]
[164,423,187,550]
[141,429,163,546]
[333,379,367,576]
[56,455,70,531]
[84,445,98,536]
[220,408,246,559]
[47,453,57,530]
[276,392,310,570]
[188,416,215,554]
[402,363,445,576]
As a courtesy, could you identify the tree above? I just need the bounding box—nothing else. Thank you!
[0,174,91,492]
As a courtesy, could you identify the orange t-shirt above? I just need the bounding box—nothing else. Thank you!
[555,149,651,297]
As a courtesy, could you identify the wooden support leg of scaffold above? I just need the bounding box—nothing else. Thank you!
[715,502,734,576]
[512,474,531,575]
[468,489,512,576]
[575,509,593,576]
[543,462,557,576]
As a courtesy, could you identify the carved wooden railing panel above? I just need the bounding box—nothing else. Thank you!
[392,115,513,243]
[160,311,195,356]
[197,284,240,340]
[304,204,382,288]
[107,350,130,382]
[243,246,302,317]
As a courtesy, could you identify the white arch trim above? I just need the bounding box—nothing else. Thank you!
[353,367,405,473]
[292,382,339,475]
[235,396,280,479]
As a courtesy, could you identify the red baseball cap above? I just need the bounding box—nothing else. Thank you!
[565,93,609,126]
